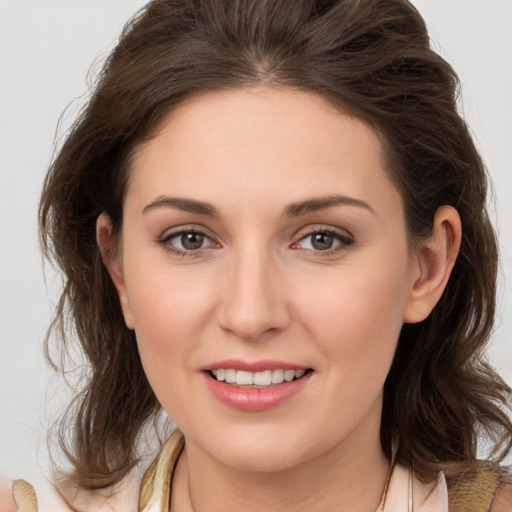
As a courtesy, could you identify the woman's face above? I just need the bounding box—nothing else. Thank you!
[112,87,422,471]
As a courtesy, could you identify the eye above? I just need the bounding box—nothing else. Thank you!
[294,229,353,253]
[159,229,216,255]
[302,232,337,251]
[175,232,208,250]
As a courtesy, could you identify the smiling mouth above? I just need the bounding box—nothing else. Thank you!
[208,369,312,388]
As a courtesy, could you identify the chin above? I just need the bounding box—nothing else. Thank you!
[198,426,315,473]
[215,446,305,473]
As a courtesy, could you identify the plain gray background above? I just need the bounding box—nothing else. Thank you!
[1,0,511,481]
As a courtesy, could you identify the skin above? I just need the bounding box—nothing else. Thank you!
[0,479,16,512]
[98,87,461,511]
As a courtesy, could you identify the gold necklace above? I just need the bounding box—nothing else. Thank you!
[376,460,395,512]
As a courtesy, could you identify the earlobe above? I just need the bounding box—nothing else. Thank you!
[96,213,135,329]
[403,205,462,324]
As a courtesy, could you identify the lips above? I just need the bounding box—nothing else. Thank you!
[202,360,313,411]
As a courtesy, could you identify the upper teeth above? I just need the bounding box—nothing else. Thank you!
[211,369,306,387]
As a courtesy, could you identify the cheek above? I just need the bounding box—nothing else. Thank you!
[121,255,218,388]
[123,272,214,426]
[128,272,216,338]
[297,258,410,381]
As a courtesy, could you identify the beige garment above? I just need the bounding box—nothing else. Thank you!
[11,480,38,512]
[448,467,500,512]
[138,430,449,512]
[10,430,497,511]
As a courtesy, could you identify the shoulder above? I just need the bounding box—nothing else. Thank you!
[490,482,512,512]
[0,478,18,512]
[7,475,140,512]
[5,474,142,512]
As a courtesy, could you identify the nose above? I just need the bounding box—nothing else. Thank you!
[216,247,291,341]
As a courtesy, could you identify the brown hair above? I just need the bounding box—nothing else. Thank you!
[40,0,512,490]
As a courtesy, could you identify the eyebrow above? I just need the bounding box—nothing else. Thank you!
[142,194,375,218]
[143,196,220,217]
[283,195,375,217]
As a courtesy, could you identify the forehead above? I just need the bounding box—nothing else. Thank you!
[127,87,402,218]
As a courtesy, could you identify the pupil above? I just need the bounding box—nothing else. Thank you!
[182,233,203,250]
[312,233,333,250]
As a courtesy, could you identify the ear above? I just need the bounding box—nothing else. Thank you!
[403,205,462,324]
[96,212,135,329]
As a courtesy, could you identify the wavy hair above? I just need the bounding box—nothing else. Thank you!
[39,0,512,489]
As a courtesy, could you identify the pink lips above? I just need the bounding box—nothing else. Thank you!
[202,360,312,412]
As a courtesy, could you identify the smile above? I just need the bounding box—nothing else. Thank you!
[210,369,308,387]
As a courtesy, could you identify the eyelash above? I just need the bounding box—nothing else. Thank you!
[157,227,354,257]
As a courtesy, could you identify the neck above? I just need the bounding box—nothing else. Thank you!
[171,416,390,512]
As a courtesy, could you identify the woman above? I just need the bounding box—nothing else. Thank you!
[4,0,512,510]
